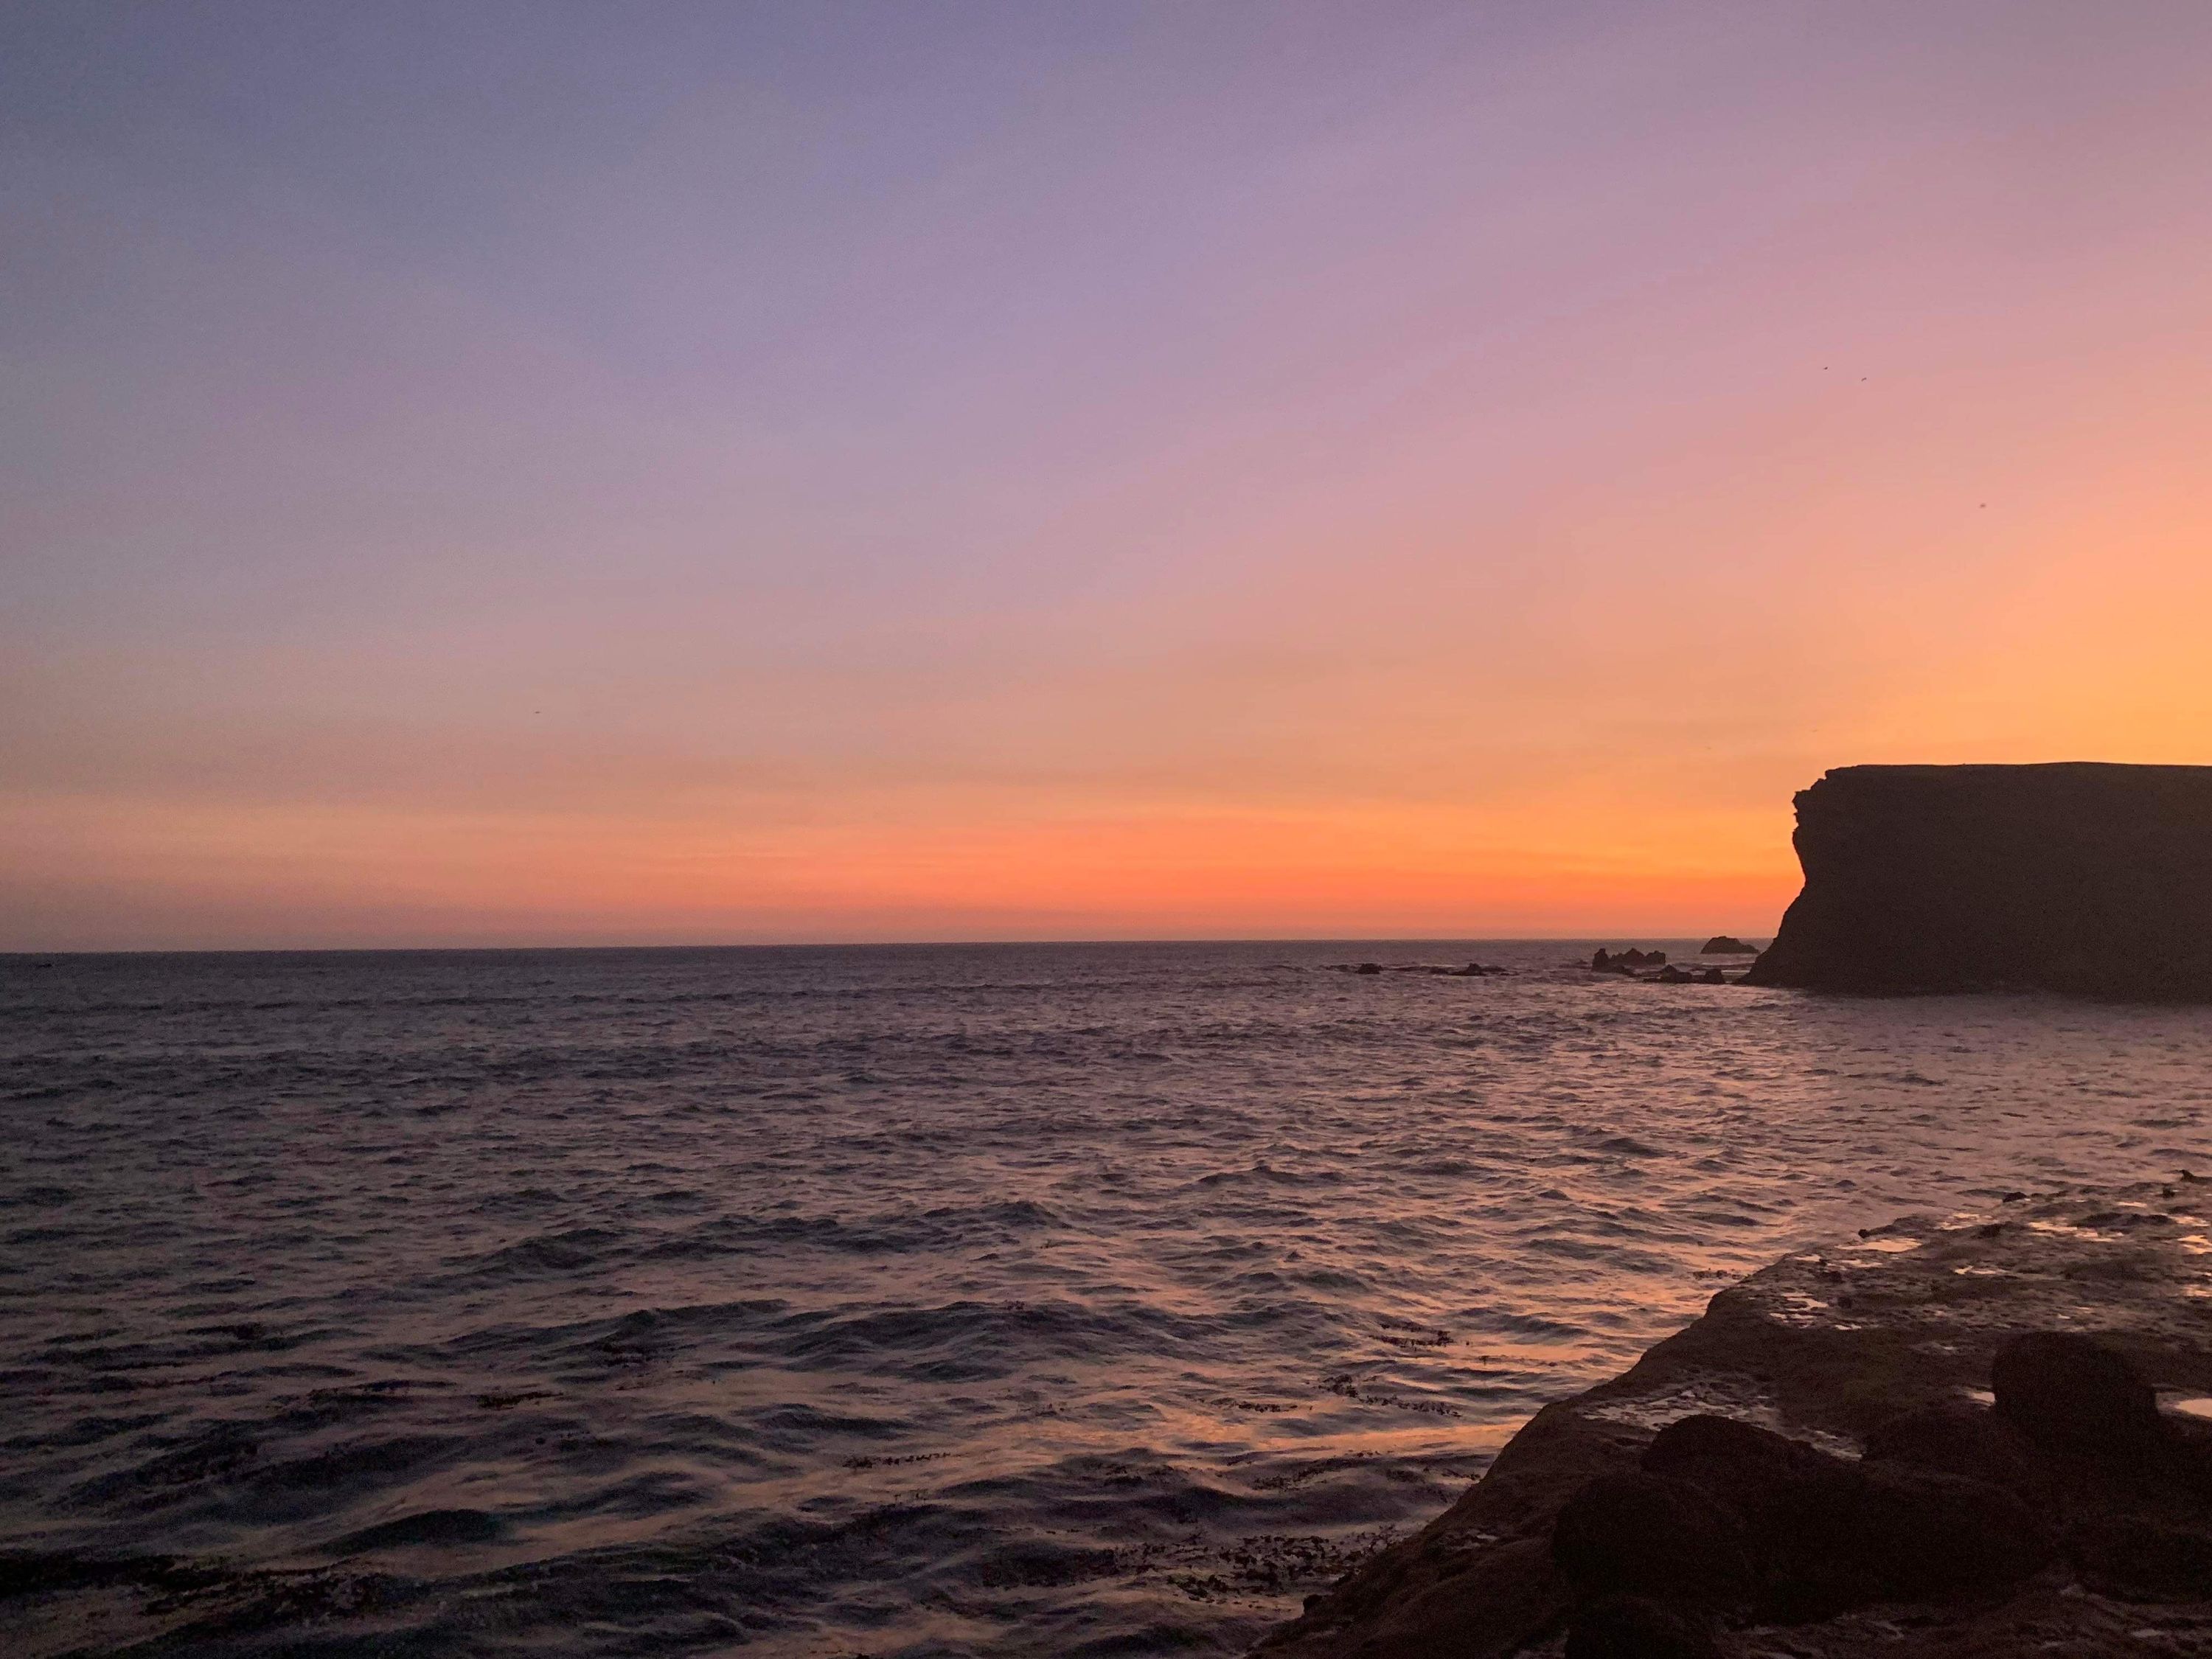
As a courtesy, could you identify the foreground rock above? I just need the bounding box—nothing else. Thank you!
[1251,1182,2212,1658]
[1745,762,2212,998]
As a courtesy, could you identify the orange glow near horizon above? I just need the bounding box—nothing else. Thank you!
[3,790,1806,948]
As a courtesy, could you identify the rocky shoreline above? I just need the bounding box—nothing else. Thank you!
[1252,1182,2212,1657]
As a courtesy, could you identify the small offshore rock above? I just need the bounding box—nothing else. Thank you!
[1593,947,1669,972]
[1701,936,1756,954]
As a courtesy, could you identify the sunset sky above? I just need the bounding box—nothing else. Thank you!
[7,1,2211,950]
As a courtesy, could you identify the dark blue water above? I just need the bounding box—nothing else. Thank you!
[4,942,2210,1656]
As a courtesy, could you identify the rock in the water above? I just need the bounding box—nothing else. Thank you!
[1353,961,1382,975]
[1551,1472,1750,1604]
[1745,762,2212,998]
[1701,936,1756,954]
[1564,1594,1720,1659]
[1992,1331,2164,1463]
[1698,967,1725,984]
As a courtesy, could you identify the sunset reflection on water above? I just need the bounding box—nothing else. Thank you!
[5,942,2209,1653]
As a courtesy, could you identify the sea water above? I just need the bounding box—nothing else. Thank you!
[4,942,2210,1655]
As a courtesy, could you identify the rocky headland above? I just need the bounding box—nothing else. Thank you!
[1251,1182,2212,1658]
[1745,762,2212,998]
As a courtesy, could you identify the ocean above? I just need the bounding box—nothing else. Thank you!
[4,941,2210,1657]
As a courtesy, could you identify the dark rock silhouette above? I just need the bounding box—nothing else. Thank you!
[1591,947,1666,973]
[1745,762,2212,998]
[1564,1594,1719,1659]
[1993,1330,2165,1463]
[1573,1411,2051,1625]
[1640,1412,1832,1529]
[1252,1182,2212,1658]
[1863,1400,2043,1499]
[1701,936,1756,954]
[1552,1471,1750,1605]
[1337,959,1507,978]
[2073,1512,2212,1600]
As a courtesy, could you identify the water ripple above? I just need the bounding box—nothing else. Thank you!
[3,941,2210,1655]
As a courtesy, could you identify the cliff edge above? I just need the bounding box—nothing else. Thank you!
[1744,762,2212,998]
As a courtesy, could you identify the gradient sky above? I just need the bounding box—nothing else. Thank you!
[6,2,2211,949]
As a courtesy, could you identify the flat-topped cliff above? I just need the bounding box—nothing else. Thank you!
[1745,762,2212,998]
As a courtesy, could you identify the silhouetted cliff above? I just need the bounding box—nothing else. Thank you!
[1745,763,2212,998]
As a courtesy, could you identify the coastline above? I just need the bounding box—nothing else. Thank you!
[1253,1180,2212,1657]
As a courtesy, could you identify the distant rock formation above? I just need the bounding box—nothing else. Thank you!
[1745,763,2212,999]
[1332,961,1508,978]
[1701,936,1756,955]
[1592,947,1666,973]
[1251,1181,2212,1658]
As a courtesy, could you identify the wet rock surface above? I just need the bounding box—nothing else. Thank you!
[1251,1182,2212,1658]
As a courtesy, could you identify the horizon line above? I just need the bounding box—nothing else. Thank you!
[1,931,1775,960]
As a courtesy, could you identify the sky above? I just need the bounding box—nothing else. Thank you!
[5,1,2211,950]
